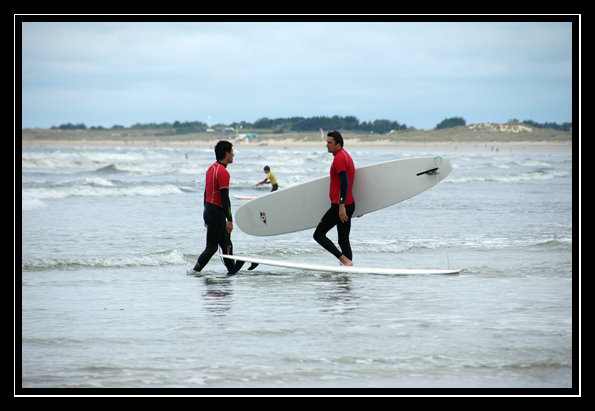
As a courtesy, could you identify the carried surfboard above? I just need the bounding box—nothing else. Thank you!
[220,253,459,275]
[233,195,257,200]
[235,156,452,236]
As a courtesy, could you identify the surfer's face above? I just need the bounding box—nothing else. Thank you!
[326,138,340,154]
[223,149,234,164]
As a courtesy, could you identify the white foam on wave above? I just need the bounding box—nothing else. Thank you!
[22,184,183,202]
[72,177,114,186]
[78,150,167,162]
[515,160,552,167]
[447,170,571,184]
[22,250,187,270]
[21,198,47,212]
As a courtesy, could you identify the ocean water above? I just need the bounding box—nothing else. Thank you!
[20,142,574,391]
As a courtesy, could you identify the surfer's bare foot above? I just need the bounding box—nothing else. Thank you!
[339,256,353,266]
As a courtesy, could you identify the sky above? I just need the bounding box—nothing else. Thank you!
[20,21,575,130]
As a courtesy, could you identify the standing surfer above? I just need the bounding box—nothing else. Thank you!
[193,140,244,275]
[313,131,355,266]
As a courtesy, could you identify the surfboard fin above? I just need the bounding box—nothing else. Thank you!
[416,167,439,176]
[248,263,259,270]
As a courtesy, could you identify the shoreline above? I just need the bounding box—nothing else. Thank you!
[22,138,573,153]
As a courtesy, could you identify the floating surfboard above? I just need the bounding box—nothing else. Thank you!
[220,253,459,275]
[233,195,257,200]
[235,156,452,236]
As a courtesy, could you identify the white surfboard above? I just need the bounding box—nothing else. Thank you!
[233,195,257,200]
[220,253,459,275]
[235,156,451,236]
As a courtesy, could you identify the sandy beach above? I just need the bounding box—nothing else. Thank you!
[21,123,575,154]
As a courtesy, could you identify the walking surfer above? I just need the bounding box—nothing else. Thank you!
[193,140,244,275]
[313,131,356,266]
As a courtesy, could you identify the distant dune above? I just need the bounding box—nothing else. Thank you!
[22,123,573,148]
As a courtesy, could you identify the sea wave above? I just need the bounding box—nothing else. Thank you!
[22,250,187,271]
[22,157,103,170]
[458,235,572,251]
[20,184,184,211]
[22,184,183,202]
[68,177,114,186]
[249,239,443,258]
[514,160,552,167]
[22,198,47,212]
[446,170,571,184]
[78,150,167,162]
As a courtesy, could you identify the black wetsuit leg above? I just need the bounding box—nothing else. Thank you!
[313,202,355,261]
[195,202,234,272]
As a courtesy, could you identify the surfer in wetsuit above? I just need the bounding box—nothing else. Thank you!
[313,131,355,266]
[193,140,244,275]
[256,166,278,192]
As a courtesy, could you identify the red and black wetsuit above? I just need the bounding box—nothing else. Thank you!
[313,148,356,261]
[194,161,235,272]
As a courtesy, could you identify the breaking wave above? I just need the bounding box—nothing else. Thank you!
[447,169,571,184]
[22,250,187,271]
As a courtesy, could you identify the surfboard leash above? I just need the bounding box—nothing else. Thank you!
[434,157,450,269]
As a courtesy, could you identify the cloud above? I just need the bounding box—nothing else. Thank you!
[21,21,573,129]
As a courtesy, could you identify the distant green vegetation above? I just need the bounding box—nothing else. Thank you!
[435,116,572,132]
[247,115,408,134]
[50,115,572,134]
[50,122,89,130]
[517,119,572,132]
[436,117,466,129]
[50,116,409,134]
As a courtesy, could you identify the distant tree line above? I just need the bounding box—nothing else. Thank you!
[520,119,572,132]
[247,115,408,134]
[436,117,572,131]
[50,116,571,133]
[50,120,208,133]
[49,116,409,134]
[50,122,88,130]
[435,117,466,130]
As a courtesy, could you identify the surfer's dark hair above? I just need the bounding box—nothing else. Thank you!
[264,166,270,171]
[215,140,233,161]
[327,130,344,147]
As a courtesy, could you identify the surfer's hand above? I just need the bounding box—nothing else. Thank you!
[226,221,233,234]
[339,204,348,223]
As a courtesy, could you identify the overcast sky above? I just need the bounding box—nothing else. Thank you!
[20,21,574,130]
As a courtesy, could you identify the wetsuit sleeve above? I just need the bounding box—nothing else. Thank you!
[203,188,207,223]
[220,188,232,222]
[338,171,349,205]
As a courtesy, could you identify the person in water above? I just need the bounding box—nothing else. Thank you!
[256,166,278,192]
[313,131,355,266]
[193,140,244,275]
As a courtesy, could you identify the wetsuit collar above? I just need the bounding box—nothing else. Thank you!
[216,160,228,168]
[332,147,344,157]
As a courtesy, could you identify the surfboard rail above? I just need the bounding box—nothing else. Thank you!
[219,253,460,275]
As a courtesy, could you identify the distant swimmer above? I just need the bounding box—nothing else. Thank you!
[256,166,279,192]
[313,131,355,267]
